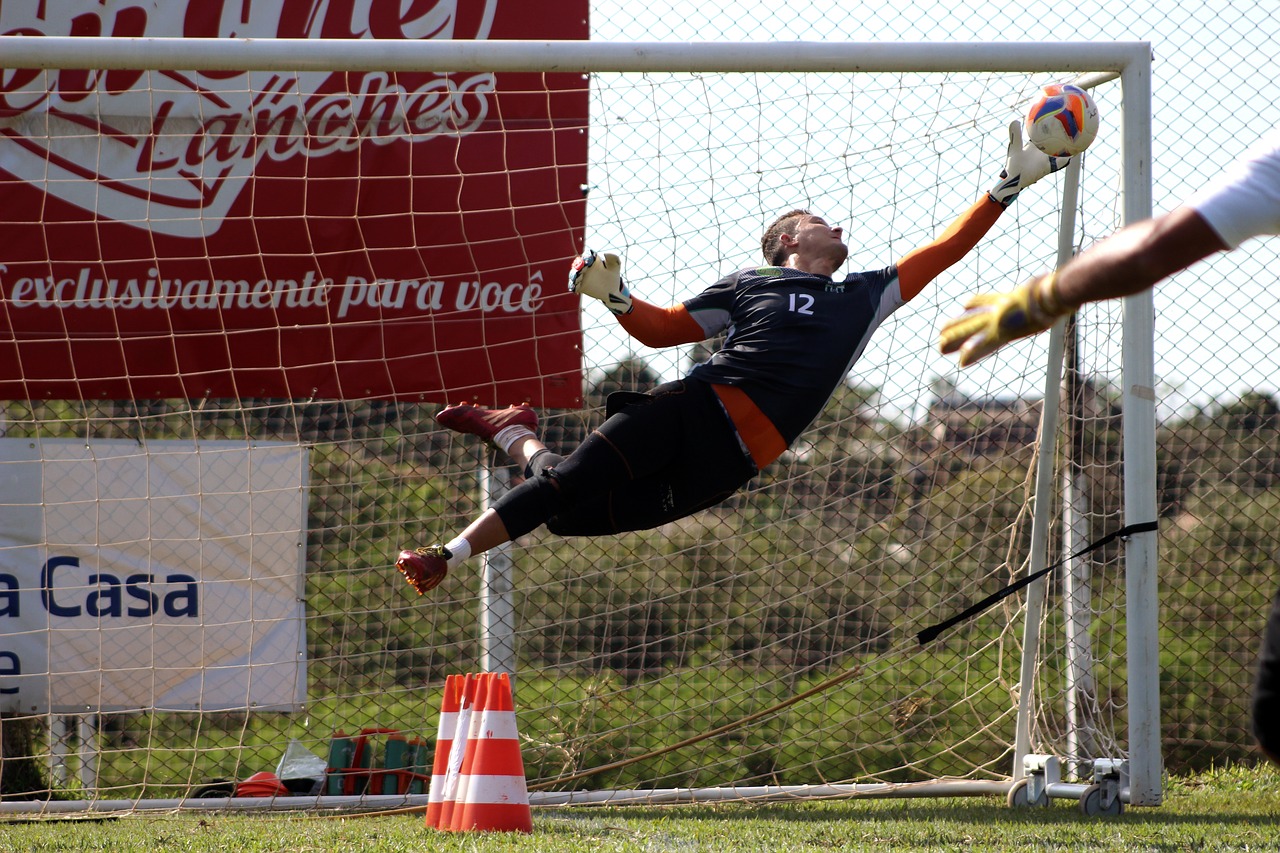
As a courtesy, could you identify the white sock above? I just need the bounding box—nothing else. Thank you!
[492,425,536,455]
[444,536,472,569]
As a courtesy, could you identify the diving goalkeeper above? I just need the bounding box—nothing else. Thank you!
[396,121,1068,595]
[937,127,1280,765]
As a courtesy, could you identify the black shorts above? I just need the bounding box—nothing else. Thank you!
[492,379,757,538]
[1253,582,1280,763]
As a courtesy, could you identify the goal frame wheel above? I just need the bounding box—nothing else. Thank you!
[1006,777,1050,808]
[1078,782,1124,817]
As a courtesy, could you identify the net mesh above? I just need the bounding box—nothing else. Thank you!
[0,58,1150,804]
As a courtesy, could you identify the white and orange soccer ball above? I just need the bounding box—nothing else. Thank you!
[1025,83,1100,158]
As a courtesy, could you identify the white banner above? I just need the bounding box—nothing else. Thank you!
[0,439,308,713]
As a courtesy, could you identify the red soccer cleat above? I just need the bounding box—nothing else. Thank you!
[435,402,538,444]
[395,545,450,595]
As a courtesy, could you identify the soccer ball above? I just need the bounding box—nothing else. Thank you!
[1025,84,1100,158]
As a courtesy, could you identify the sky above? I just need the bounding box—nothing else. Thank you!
[575,0,1280,423]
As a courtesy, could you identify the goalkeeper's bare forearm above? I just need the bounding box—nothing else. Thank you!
[939,206,1231,366]
[1050,206,1228,311]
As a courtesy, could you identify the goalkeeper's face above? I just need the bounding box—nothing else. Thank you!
[790,215,849,270]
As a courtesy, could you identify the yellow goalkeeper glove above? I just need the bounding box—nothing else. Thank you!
[938,272,1069,367]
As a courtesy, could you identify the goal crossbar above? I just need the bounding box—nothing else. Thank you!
[0,37,1150,74]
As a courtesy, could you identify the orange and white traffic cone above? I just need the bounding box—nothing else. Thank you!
[448,672,532,833]
[433,672,480,830]
[424,674,464,829]
[446,673,489,827]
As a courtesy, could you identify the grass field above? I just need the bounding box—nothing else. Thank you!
[4,764,1277,852]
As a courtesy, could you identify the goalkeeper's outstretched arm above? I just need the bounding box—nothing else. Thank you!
[1051,206,1229,305]
[941,126,1280,367]
[896,121,1070,302]
[938,206,1228,367]
[569,249,705,348]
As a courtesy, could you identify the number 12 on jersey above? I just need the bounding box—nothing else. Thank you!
[789,292,815,315]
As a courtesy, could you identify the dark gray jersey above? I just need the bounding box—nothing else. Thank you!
[683,264,903,446]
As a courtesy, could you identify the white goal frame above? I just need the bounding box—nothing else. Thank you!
[0,36,1157,812]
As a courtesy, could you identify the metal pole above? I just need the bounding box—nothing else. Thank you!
[1056,164,1100,779]
[1061,370,1099,776]
[478,455,517,686]
[77,714,98,794]
[1119,49,1161,808]
[1011,159,1080,779]
[0,37,1149,75]
[48,715,71,787]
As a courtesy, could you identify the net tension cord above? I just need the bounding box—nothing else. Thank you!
[916,519,1159,646]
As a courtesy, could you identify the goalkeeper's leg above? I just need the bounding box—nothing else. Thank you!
[397,402,543,594]
[478,379,753,538]
[435,401,542,466]
[397,380,753,593]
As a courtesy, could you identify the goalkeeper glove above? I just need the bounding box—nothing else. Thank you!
[988,120,1071,207]
[569,250,633,315]
[938,271,1069,367]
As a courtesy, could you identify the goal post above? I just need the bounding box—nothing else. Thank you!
[0,32,1156,813]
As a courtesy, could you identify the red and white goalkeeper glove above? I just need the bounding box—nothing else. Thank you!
[938,272,1070,366]
[569,250,633,315]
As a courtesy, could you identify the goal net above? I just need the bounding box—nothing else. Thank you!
[0,17,1157,815]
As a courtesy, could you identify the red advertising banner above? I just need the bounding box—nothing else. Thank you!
[0,1,587,407]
